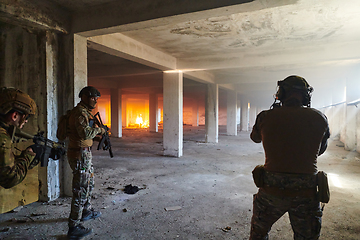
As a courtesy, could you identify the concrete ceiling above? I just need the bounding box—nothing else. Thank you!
[2,0,360,108]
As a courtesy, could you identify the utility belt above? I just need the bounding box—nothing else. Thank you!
[68,147,92,152]
[252,165,330,203]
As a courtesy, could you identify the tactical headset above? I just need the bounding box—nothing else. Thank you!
[274,75,313,107]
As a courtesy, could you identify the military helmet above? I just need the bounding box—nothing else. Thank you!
[0,87,37,115]
[79,86,101,98]
[276,75,313,106]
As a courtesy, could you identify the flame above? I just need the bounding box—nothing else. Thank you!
[132,114,149,128]
[136,115,143,125]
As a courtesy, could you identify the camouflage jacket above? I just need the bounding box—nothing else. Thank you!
[67,101,102,149]
[0,120,35,189]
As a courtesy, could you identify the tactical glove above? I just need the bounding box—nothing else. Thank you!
[99,127,106,135]
[28,144,44,169]
[30,144,44,161]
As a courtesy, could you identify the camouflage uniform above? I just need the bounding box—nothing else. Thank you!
[249,76,330,240]
[0,87,37,189]
[250,172,322,240]
[0,120,36,189]
[67,101,102,227]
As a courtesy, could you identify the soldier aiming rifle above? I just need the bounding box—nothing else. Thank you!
[0,87,64,189]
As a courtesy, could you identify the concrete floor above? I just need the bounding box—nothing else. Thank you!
[0,126,359,240]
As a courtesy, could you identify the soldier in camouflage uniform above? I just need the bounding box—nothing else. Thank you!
[0,87,40,189]
[249,76,330,240]
[67,86,106,239]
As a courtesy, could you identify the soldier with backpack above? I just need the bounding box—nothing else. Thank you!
[58,86,106,239]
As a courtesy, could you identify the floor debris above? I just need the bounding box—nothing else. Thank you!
[164,206,182,211]
[123,184,140,194]
[221,226,232,232]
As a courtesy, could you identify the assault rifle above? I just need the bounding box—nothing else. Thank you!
[93,112,113,158]
[9,125,66,167]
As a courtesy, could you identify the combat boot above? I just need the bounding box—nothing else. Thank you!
[67,224,92,239]
[81,209,102,221]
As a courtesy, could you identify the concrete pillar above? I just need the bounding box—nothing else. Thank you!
[122,96,127,128]
[41,32,60,201]
[163,71,183,157]
[227,90,237,136]
[344,105,357,151]
[240,99,249,131]
[205,83,218,143]
[192,99,199,127]
[149,93,159,132]
[61,34,88,197]
[237,99,241,126]
[339,103,347,144]
[327,105,340,140]
[111,88,122,137]
[249,105,257,130]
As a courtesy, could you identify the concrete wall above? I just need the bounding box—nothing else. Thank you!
[0,23,88,208]
[323,103,360,153]
[0,24,48,210]
[357,108,360,153]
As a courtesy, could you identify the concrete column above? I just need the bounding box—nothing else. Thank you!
[149,93,159,132]
[240,99,249,131]
[111,88,122,137]
[249,105,257,130]
[339,103,347,144]
[344,105,357,151]
[227,90,237,136]
[61,34,88,197]
[192,99,199,127]
[237,100,241,126]
[205,83,218,143]
[122,96,127,128]
[41,32,60,201]
[163,71,183,157]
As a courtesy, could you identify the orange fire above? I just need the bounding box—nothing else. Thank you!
[135,114,149,128]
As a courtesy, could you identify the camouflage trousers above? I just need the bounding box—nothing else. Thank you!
[250,172,322,240]
[67,148,94,227]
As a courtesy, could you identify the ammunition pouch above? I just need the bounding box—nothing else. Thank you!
[316,171,330,203]
[252,165,265,188]
[252,166,321,199]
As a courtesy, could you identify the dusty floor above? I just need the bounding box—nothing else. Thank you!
[0,125,359,240]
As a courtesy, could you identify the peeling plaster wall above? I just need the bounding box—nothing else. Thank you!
[0,23,47,211]
[0,23,66,208]
[43,31,61,201]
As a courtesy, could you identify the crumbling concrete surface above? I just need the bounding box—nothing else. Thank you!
[0,126,359,239]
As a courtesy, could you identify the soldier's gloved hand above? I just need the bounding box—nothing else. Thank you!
[29,144,44,161]
[49,147,65,160]
[99,127,106,135]
[27,145,43,169]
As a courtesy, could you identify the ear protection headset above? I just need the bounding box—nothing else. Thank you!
[274,75,313,107]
